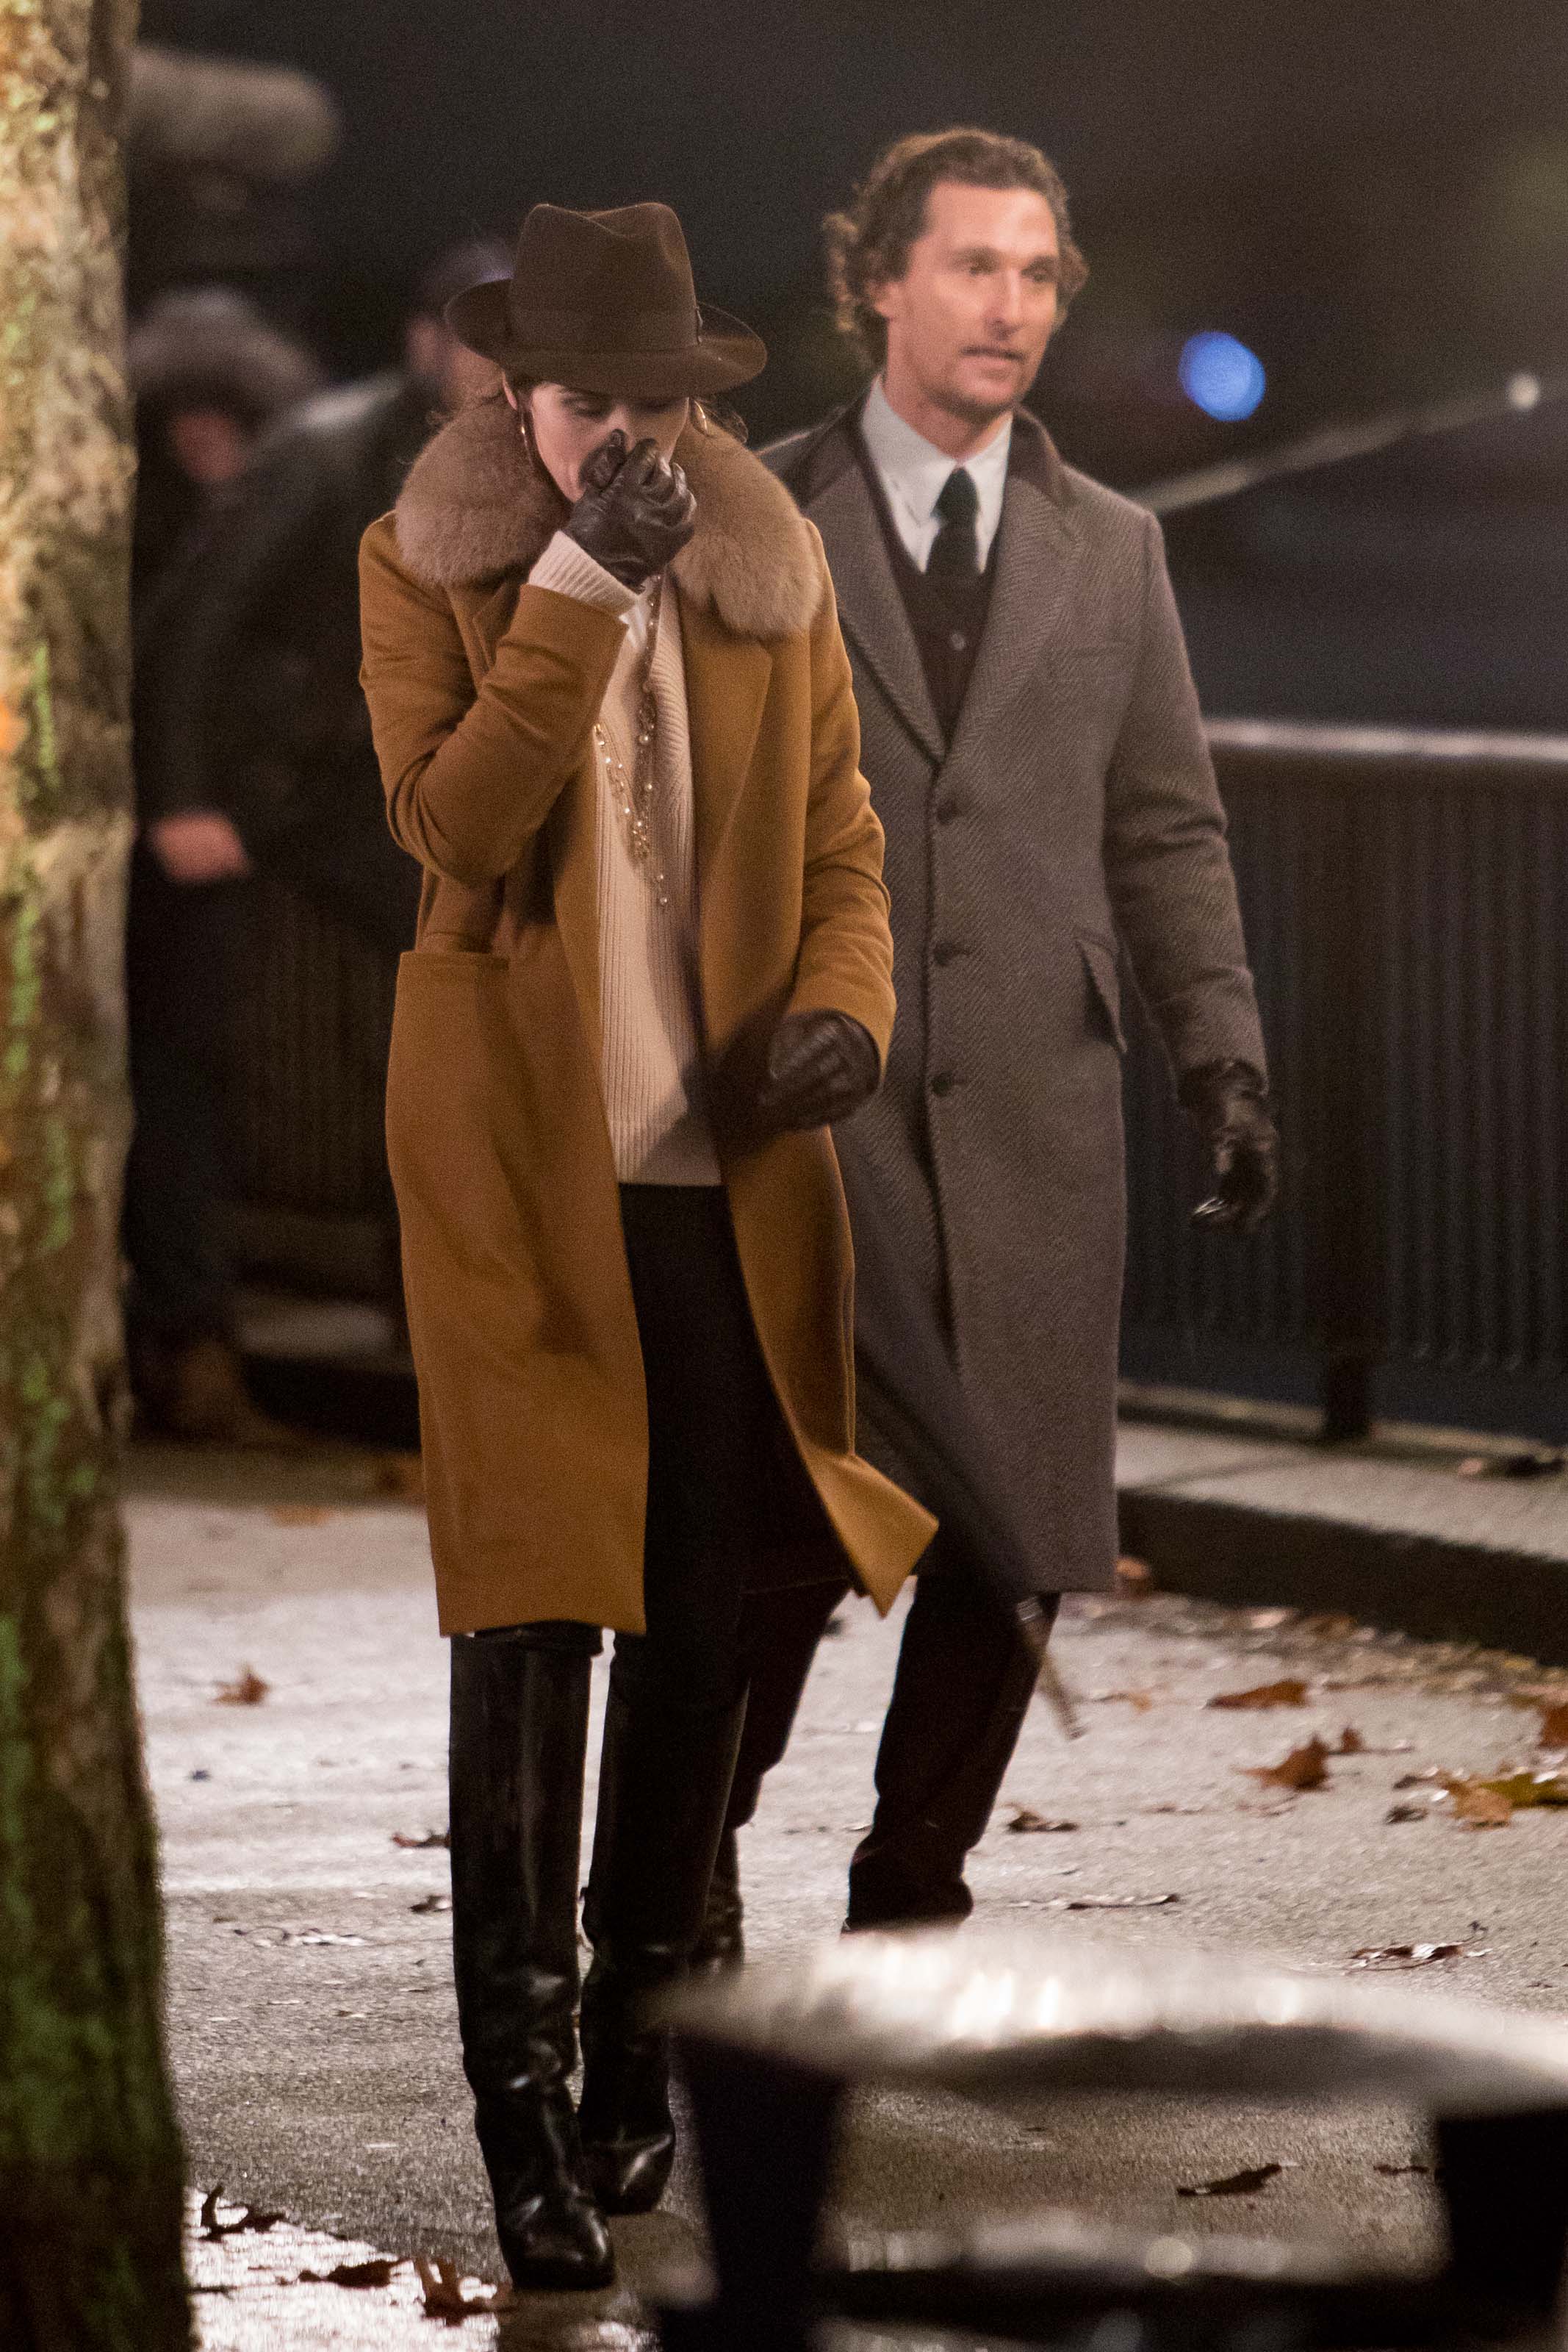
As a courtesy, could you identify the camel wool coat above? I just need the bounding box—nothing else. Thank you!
[359,396,935,1635]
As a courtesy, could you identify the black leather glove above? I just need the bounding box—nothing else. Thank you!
[752,1011,880,1137]
[563,430,697,589]
[1179,1059,1280,1234]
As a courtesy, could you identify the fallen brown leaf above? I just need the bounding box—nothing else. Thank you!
[1468,1769,1568,1809]
[1446,1782,1514,1828]
[1348,1943,1486,1971]
[1385,1803,1431,1824]
[1243,1737,1331,1792]
[410,1893,452,1915]
[1334,1727,1364,1753]
[215,1667,269,1707]
[1007,1808,1080,1834]
[415,2254,492,2320]
[1539,1703,1568,1748]
[1063,1891,1181,1910]
[1177,2162,1283,2198]
[199,2186,287,2240]
[299,2258,398,2288]
[1209,1679,1309,1710]
[391,1829,450,1849]
[267,1503,335,1527]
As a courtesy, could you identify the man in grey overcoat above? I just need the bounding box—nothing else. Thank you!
[702,128,1279,1947]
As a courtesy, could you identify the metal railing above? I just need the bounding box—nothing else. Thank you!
[1122,717,1568,1440]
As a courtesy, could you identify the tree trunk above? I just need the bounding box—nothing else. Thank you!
[0,4,190,2345]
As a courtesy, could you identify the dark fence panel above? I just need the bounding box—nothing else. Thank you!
[1121,721,1568,1441]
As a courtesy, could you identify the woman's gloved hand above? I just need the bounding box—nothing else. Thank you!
[1180,1059,1281,1233]
[752,1011,880,1137]
[564,430,697,589]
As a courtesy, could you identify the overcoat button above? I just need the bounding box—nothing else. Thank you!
[949,630,967,651]
[932,942,957,966]
[935,798,962,823]
[930,1072,954,1097]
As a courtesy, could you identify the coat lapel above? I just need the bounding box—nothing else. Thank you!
[805,462,945,766]
[947,460,1081,770]
[680,587,772,951]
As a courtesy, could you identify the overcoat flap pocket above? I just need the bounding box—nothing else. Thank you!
[1078,932,1127,1054]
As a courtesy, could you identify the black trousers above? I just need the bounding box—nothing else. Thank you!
[723,1550,1057,1927]
[471,1185,840,1713]
[121,811,420,1348]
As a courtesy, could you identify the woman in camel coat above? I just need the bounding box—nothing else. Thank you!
[359,201,931,2293]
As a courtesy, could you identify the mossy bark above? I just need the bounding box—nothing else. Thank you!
[0,4,190,2345]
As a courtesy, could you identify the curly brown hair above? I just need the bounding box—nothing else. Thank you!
[825,128,1088,367]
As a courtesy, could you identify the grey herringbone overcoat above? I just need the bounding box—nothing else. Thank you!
[764,406,1267,1593]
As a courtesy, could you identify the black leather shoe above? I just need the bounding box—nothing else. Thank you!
[579,1676,746,2214]
[449,1627,615,2290]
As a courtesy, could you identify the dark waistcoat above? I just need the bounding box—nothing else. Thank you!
[851,427,994,742]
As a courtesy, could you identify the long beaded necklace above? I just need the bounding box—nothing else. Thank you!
[593,577,669,908]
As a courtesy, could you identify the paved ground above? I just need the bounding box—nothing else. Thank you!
[130,1439,1568,2345]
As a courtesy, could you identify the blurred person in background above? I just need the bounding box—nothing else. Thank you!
[125,243,506,1444]
[125,287,323,1443]
[700,128,1279,1954]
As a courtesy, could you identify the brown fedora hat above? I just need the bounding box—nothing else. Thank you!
[446,201,766,399]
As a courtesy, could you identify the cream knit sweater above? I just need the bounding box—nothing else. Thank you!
[529,530,721,1185]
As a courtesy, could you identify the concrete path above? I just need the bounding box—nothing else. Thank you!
[129,1440,1568,2345]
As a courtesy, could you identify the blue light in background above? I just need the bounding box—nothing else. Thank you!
[1178,331,1267,421]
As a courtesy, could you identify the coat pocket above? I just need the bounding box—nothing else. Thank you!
[1077,932,1127,1055]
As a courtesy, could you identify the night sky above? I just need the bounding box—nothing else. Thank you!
[135,1,1568,478]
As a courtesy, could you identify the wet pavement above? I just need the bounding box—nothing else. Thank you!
[129,1440,1568,2343]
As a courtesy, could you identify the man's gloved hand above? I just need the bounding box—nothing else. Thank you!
[752,1011,880,1137]
[1179,1059,1280,1234]
[563,430,697,589]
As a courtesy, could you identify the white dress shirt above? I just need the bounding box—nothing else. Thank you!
[859,377,1012,573]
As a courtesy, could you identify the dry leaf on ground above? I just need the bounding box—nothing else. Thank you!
[1386,1803,1431,1824]
[1209,1679,1309,1710]
[1063,1892,1181,1911]
[298,2258,399,2289]
[1538,1704,1568,1748]
[215,1667,269,1707]
[392,1829,450,1849]
[1007,1808,1079,1834]
[415,2255,494,2319]
[411,1893,452,1915]
[1177,2162,1284,2198]
[199,2187,285,2240]
[1446,1782,1514,1828]
[1243,1737,1331,1793]
[268,1503,335,1527]
[1348,1943,1486,1971]
[1467,1770,1568,1810]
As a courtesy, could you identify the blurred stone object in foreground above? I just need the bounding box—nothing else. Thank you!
[662,1927,1568,2350]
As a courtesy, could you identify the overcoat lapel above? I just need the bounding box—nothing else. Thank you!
[946,465,1080,770]
[806,465,945,766]
[680,588,772,968]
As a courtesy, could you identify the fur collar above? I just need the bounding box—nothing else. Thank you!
[395,394,822,642]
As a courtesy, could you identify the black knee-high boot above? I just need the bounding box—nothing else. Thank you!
[578,1674,747,2215]
[448,1629,614,2291]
